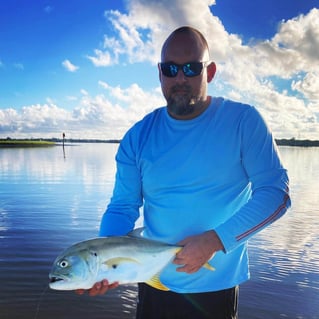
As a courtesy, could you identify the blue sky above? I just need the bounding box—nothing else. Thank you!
[0,0,318,139]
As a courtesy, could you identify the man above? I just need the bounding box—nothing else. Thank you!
[78,26,290,318]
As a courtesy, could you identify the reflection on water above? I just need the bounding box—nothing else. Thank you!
[240,146,319,318]
[0,144,318,318]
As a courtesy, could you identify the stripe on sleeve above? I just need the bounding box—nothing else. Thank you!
[236,194,290,242]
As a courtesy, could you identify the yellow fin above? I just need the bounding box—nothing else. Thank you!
[204,262,215,271]
[104,257,140,268]
[146,273,170,291]
[175,247,182,253]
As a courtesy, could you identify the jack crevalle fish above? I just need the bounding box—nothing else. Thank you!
[49,234,215,291]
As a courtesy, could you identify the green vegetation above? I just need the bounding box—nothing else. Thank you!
[0,139,56,147]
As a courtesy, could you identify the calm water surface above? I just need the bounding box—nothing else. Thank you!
[0,144,318,319]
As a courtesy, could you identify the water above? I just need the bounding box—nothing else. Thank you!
[0,144,318,319]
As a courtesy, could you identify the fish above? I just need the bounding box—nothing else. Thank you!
[49,234,215,291]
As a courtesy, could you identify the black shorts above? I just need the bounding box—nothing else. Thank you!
[136,283,239,319]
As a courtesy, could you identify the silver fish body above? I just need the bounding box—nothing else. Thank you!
[49,236,180,291]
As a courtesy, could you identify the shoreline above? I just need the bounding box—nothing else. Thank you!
[1,138,319,147]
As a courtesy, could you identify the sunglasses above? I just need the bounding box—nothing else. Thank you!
[159,61,210,78]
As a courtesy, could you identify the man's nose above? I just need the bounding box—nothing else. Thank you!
[175,69,187,83]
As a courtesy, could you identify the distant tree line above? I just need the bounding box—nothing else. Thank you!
[2,137,319,147]
[2,137,121,144]
[275,138,319,147]
[49,137,121,144]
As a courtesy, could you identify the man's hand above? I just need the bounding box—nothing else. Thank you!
[75,279,119,296]
[173,230,224,273]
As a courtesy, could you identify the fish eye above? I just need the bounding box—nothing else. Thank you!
[90,251,98,257]
[59,260,69,268]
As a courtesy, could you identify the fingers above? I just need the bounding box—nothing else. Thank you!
[175,263,200,274]
[88,280,108,296]
[75,279,119,296]
[75,289,85,295]
[173,255,203,274]
[173,232,218,274]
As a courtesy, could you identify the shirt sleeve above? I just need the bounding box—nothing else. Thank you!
[215,107,291,252]
[99,129,142,236]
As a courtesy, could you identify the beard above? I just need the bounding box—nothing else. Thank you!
[166,85,200,117]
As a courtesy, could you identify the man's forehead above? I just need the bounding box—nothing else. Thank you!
[162,33,206,61]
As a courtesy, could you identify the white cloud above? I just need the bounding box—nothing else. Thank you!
[87,0,219,66]
[62,59,79,72]
[81,3,319,83]
[0,108,19,133]
[272,8,319,66]
[249,8,319,81]
[292,71,319,101]
[0,83,164,139]
[98,80,110,90]
[46,97,56,105]
[2,1,319,140]
[0,104,71,136]
[87,49,113,66]
[80,89,89,96]
[66,96,78,101]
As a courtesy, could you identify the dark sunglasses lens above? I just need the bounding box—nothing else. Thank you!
[160,62,204,77]
[161,63,177,77]
[183,63,203,77]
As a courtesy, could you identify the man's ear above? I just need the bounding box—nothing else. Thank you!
[207,62,216,83]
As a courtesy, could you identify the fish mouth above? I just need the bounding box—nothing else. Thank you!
[49,276,65,284]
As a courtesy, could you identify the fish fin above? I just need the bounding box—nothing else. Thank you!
[175,247,182,253]
[128,227,145,238]
[104,257,140,268]
[203,262,215,271]
[146,273,170,291]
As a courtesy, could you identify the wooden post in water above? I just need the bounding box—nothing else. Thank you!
[62,132,66,158]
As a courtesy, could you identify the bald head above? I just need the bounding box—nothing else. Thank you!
[161,26,210,62]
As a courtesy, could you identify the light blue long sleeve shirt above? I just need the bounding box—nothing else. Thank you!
[100,97,290,293]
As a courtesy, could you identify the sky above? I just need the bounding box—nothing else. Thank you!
[0,0,318,140]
